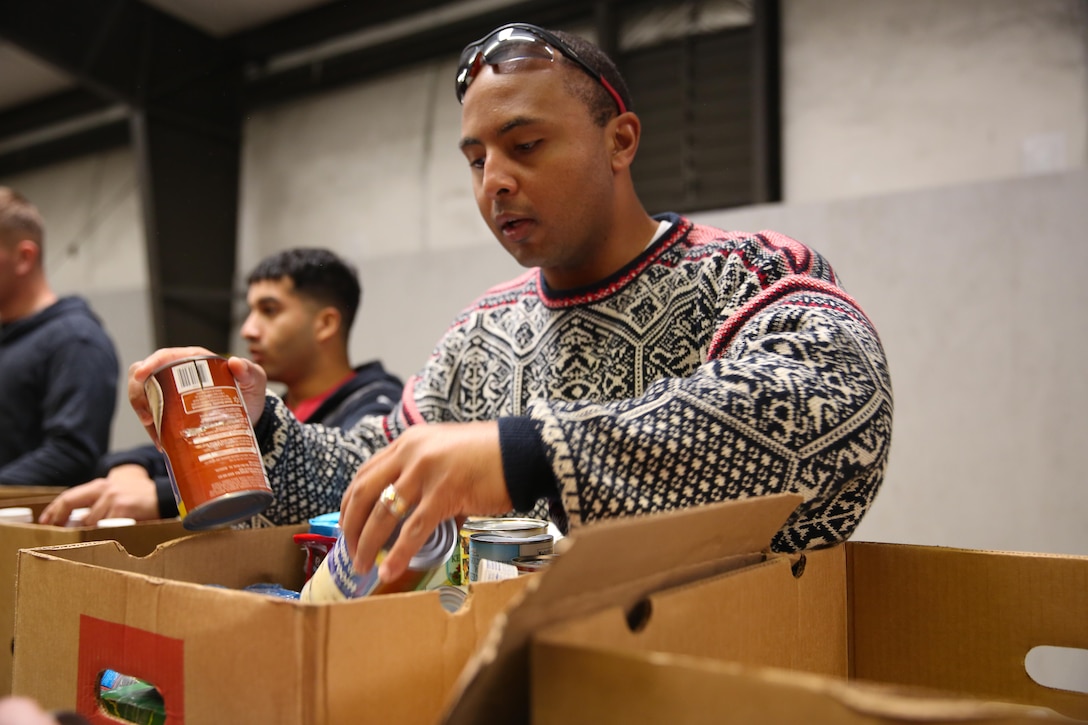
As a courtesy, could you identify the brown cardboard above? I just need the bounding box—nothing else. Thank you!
[0,498,189,695]
[11,522,531,724]
[530,543,1088,724]
[0,486,62,500]
[441,492,804,725]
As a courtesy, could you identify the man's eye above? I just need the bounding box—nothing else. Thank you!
[467,156,485,170]
[515,140,539,152]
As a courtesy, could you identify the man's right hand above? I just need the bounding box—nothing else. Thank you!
[127,347,269,446]
[38,464,162,526]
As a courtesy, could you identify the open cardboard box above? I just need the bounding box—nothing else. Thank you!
[437,495,1088,725]
[0,497,189,696]
[440,492,805,724]
[526,542,1088,724]
[11,492,804,724]
[11,521,530,724]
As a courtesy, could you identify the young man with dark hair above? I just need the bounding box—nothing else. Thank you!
[40,247,402,525]
[128,24,893,586]
[0,187,119,488]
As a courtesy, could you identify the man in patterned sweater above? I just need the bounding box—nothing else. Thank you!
[127,24,892,586]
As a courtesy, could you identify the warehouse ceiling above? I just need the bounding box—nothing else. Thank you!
[0,0,623,351]
[0,0,617,174]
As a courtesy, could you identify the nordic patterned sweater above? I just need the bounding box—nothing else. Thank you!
[253,213,893,552]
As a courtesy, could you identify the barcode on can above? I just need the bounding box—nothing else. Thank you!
[172,359,214,393]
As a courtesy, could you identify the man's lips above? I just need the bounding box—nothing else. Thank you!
[494,213,535,240]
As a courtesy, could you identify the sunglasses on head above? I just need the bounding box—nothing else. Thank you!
[455,23,628,115]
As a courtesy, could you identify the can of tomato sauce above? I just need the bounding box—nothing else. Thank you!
[144,355,273,530]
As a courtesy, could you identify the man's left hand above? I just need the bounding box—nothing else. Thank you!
[339,421,512,585]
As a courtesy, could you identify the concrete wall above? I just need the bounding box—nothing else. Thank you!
[783,0,1088,201]
[1,0,1086,568]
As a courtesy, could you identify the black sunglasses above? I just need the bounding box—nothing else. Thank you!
[455,23,627,115]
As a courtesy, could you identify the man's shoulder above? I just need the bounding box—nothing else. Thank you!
[43,298,116,351]
[349,360,404,389]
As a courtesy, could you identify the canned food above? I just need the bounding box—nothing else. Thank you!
[300,518,458,602]
[456,517,548,585]
[468,533,553,582]
[144,355,273,530]
[437,585,468,613]
[512,554,558,574]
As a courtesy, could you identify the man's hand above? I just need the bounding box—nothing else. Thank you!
[128,347,269,445]
[38,464,162,526]
[339,421,513,585]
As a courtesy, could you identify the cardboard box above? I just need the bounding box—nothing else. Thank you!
[0,486,64,501]
[442,493,804,724]
[527,543,1088,724]
[0,498,189,696]
[12,522,530,724]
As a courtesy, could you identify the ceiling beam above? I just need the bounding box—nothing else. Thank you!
[240,0,596,109]
[0,0,242,353]
[0,0,230,109]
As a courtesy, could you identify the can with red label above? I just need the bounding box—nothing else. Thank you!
[144,355,273,530]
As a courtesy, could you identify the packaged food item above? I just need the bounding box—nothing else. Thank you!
[468,532,553,582]
[0,507,33,525]
[96,518,137,528]
[300,518,457,602]
[144,355,273,530]
[512,553,558,574]
[99,679,166,725]
[455,517,548,585]
[437,585,468,613]
[294,511,341,581]
[65,507,91,527]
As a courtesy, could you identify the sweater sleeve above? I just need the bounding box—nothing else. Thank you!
[497,416,559,510]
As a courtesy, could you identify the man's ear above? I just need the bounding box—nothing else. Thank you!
[609,112,641,173]
[313,306,342,344]
[13,240,40,275]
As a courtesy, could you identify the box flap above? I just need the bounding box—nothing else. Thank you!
[531,642,1075,724]
[441,492,802,725]
[19,524,308,590]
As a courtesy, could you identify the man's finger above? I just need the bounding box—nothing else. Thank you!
[377,503,442,584]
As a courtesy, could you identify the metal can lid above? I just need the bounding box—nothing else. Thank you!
[512,554,558,572]
[436,585,467,613]
[470,533,553,546]
[0,507,33,524]
[460,517,549,535]
[182,489,274,530]
[96,517,138,528]
[66,507,91,525]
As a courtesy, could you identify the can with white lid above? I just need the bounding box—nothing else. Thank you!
[0,507,33,525]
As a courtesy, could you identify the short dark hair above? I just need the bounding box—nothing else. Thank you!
[549,28,633,127]
[0,186,44,249]
[247,248,361,337]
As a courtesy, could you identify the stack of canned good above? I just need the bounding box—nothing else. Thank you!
[455,517,556,584]
[299,513,561,605]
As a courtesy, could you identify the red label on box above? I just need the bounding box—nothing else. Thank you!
[77,615,184,723]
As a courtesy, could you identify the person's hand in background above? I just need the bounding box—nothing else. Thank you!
[38,464,161,526]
